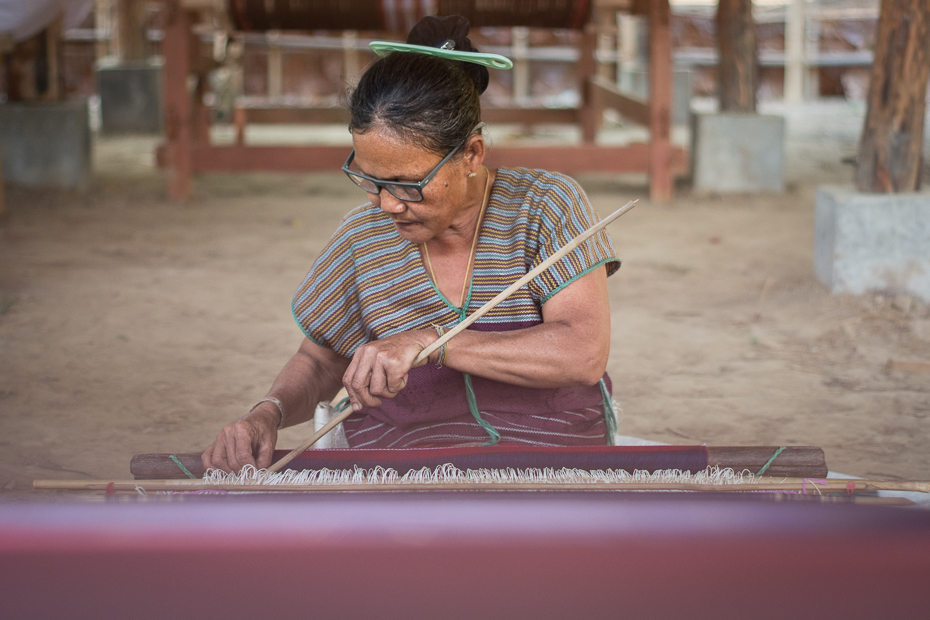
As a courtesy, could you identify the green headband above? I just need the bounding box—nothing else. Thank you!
[369,41,514,70]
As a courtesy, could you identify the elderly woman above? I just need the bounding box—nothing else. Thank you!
[203,15,620,472]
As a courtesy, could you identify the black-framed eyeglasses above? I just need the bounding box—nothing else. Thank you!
[342,123,485,202]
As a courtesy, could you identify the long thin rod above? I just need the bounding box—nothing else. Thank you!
[32,478,930,494]
[267,388,347,472]
[267,199,637,473]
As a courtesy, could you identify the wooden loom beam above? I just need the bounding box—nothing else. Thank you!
[129,446,828,480]
[34,478,930,495]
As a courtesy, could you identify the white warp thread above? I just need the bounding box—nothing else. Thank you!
[201,464,760,487]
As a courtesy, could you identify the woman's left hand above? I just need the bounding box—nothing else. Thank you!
[343,329,438,410]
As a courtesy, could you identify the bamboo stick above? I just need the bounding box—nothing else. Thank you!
[267,387,348,473]
[267,199,637,473]
[33,478,930,494]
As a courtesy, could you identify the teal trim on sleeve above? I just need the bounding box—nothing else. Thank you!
[539,258,620,305]
[291,303,328,350]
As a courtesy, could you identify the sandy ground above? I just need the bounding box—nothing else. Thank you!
[1,100,929,496]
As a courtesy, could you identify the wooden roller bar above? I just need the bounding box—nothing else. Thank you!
[130,446,828,480]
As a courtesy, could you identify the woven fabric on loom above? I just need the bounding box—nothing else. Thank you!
[275,445,709,475]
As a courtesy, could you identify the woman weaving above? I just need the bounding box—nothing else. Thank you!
[203,15,621,473]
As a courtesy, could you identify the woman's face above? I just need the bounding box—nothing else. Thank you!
[350,127,481,244]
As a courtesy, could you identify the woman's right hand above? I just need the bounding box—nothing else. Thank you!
[201,403,280,473]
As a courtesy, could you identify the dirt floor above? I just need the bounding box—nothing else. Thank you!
[1,101,929,495]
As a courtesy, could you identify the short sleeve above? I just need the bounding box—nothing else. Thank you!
[525,173,620,304]
[291,213,367,358]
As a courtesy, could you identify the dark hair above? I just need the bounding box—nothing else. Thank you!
[348,15,487,156]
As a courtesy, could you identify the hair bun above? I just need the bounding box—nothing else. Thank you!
[406,15,490,94]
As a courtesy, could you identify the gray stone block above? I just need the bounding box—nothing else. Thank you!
[691,112,785,194]
[814,186,930,303]
[0,101,91,189]
[97,62,163,134]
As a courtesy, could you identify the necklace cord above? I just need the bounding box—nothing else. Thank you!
[422,165,491,309]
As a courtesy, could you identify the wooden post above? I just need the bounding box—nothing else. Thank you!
[784,0,806,103]
[342,30,361,90]
[596,28,614,81]
[648,0,673,202]
[163,0,192,201]
[512,27,530,104]
[234,107,247,146]
[44,16,63,102]
[115,0,148,61]
[579,28,598,143]
[6,17,64,102]
[94,0,111,60]
[267,30,283,99]
[855,0,930,193]
[716,0,757,112]
[806,11,820,98]
[616,13,640,92]
[0,138,5,220]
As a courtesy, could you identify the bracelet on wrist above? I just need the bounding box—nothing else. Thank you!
[430,323,448,367]
[249,396,287,430]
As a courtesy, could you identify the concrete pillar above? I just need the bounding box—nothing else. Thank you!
[0,101,92,189]
[97,60,163,133]
[814,187,930,303]
[784,0,806,103]
[691,112,786,193]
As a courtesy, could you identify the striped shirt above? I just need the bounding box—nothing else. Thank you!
[292,167,620,447]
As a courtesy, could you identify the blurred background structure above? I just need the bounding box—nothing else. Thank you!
[0,0,918,200]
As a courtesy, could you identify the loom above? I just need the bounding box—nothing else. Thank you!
[159,0,687,201]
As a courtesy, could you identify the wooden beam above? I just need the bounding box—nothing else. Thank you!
[239,107,349,124]
[154,143,688,176]
[115,0,148,61]
[716,0,758,112]
[589,76,650,126]
[648,0,673,202]
[482,108,579,125]
[237,106,579,127]
[855,0,930,193]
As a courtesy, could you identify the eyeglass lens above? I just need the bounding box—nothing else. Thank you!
[346,172,423,201]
